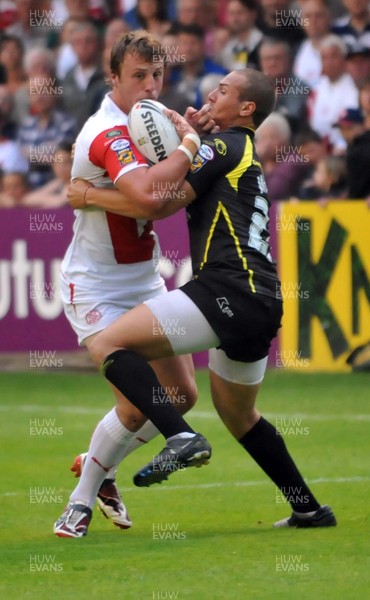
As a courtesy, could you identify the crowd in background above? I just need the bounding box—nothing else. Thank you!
[1,0,370,207]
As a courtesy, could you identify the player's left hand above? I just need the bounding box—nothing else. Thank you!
[67,178,93,209]
[184,104,220,134]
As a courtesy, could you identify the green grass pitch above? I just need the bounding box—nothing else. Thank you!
[0,369,369,599]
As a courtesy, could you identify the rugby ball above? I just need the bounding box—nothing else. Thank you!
[128,99,181,163]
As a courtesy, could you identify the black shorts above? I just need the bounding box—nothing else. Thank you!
[180,268,283,362]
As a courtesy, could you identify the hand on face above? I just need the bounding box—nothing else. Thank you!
[184,104,220,134]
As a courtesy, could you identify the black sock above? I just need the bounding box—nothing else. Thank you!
[101,349,194,439]
[239,417,320,513]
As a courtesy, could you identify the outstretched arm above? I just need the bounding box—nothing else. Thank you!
[69,176,196,220]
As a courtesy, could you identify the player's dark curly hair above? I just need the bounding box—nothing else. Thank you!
[238,68,276,128]
[110,30,167,76]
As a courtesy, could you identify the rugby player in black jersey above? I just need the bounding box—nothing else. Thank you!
[65,68,336,532]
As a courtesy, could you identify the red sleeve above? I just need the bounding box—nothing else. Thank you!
[89,126,148,182]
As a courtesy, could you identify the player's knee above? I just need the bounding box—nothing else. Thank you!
[88,335,116,366]
[176,378,198,413]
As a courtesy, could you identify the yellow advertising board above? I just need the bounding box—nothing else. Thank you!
[278,201,370,371]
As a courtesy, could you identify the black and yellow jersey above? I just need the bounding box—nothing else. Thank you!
[185,126,279,299]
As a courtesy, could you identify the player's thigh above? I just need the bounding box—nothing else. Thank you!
[90,289,220,363]
[208,348,267,438]
[150,354,197,412]
[89,303,174,363]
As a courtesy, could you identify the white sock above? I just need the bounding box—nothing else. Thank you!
[124,420,161,456]
[70,408,134,508]
[104,421,161,479]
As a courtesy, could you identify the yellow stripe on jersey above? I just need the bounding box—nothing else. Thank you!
[219,202,256,293]
[199,202,222,270]
[252,158,262,169]
[226,135,253,192]
[199,201,256,293]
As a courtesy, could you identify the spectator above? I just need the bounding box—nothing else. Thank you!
[295,128,328,168]
[293,0,332,89]
[13,47,60,123]
[334,107,365,146]
[170,24,227,108]
[55,17,81,80]
[345,82,370,198]
[0,170,28,207]
[22,141,72,207]
[345,43,370,89]
[212,26,230,61]
[258,0,305,48]
[61,20,106,132]
[255,111,309,201]
[0,34,26,94]
[85,0,112,23]
[5,0,52,50]
[64,0,89,20]
[302,155,348,203]
[134,0,171,38]
[219,0,263,71]
[175,0,207,29]
[17,81,76,188]
[259,37,310,133]
[332,0,370,53]
[201,0,232,58]
[293,128,329,199]
[0,0,18,30]
[0,85,28,173]
[101,19,131,83]
[309,34,359,153]
[294,0,344,20]
[103,18,130,51]
[158,27,190,114]
[173,0,221,56]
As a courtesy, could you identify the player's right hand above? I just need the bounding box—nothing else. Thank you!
[67,178,93,209]
[164,108,198,141]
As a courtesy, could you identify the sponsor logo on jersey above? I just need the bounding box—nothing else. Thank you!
[110,138,135,165]
[214,138,227,156]
[216,297,234,318]
[111,138,130,151]
[190,144,214,173]
[198,144,214,160]
[105,129,123,138]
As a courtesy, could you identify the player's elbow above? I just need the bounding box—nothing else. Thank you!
[137,194,168,220]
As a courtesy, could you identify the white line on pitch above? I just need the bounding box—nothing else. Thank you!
[1,404,370,421]
[1,476,369,498]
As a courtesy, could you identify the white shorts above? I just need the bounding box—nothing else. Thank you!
[145,289,268,385]
[63,281,167,345]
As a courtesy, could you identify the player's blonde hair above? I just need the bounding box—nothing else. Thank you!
[110,30,167,76]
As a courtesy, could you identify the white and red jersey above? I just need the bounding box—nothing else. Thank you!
[61,93,163,304]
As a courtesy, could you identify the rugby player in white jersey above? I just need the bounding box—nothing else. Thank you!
[54,31,213,538]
